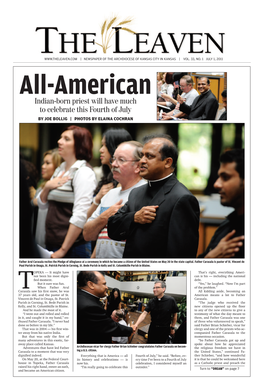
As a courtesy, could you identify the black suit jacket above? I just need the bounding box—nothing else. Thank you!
[108,175,200,258]
[180,90,218,120]
[77,289,132,344]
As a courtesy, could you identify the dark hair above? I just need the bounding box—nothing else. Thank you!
[104,128,132,157]
[142,134,178,169]
[165,72,174,84]
[109,288,121,305]
[21,159,39,189]
[115,309,125,320]
[172,72,188,82]
[221,89,227,98]
[95,128,132,194]
[198,76,210,85]
[220,149,244,179]
[155,280,166,289]
[77,271,105,287]
[66,125,93,162]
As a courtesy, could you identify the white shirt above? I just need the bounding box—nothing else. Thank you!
[37,160,97,229]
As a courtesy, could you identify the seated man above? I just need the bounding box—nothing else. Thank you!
[199,149,244,258]
[177,76,218,120]
[161,75,199,120]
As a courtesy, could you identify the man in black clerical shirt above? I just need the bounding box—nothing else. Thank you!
[177,76,219,120]
[108,134,200,258]
[199,149,244,258]
[134,280,178,344]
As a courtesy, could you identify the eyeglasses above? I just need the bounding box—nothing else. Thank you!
[110,157,139,165]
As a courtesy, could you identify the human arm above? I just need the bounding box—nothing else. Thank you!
[90,246,96,258]
[83,199,123,241]
[51,166,96,257]
[170,313,177,335]
[39,172,70,204]
[51,223,83,258]
[134,310,148,331]
[160,93,178,106]
[87,183,114,218]
[204,230,244,258]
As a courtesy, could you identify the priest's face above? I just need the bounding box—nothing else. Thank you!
[90,272,108,298]
[139,139,171,181]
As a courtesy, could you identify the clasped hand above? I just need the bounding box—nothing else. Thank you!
[134,205,159,224]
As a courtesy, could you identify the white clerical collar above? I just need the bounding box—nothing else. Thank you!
[148,173,172,186]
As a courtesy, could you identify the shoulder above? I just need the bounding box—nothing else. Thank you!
[172,178,196,198]
[190,89,199,97]
[128,182,148,197]
[74,162,96,180]
[101,187,122,204]
[208,90,217,100]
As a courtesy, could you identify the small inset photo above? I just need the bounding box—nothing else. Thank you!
[77,270,187,345]
[157,72,227,121]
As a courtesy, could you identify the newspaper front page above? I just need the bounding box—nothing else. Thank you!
[5,0,262,387]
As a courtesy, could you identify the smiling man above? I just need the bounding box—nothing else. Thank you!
[108,134,200,258]
[177,76,219,120]
[134,280,179,344]
[199,149,244,258]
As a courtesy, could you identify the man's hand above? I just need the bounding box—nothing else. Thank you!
[105,200,123,218]
[177,94,185,104]
[205,230,244,258]
[134,206,159,224]
[131,325,137,334]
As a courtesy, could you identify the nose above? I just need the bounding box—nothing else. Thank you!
[140,155,147,164]
[214,177,221,189]
[111,158,118,167]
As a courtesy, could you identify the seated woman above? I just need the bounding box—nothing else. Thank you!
[37,125,97,258]
[157,72,175,112]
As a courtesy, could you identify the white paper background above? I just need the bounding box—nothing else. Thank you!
[2,0,262,388]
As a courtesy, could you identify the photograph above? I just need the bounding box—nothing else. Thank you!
[77,270,187,344]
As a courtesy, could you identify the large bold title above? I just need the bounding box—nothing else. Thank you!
[19,73,151,95]
[36,27,224,54]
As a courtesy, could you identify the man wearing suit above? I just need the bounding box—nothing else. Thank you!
[108,134,200,258]
[77,271,134,343]
[177,76,218,120]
